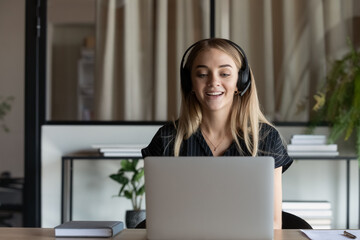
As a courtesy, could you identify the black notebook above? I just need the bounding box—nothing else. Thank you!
[54,221,124,237]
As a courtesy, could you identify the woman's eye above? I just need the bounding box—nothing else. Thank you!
[220,73,231,77]
[197,73,208,78]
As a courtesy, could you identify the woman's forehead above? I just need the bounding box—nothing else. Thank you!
[192,48,237,68]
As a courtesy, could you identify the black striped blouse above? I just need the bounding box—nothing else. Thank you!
[141,122,293,172]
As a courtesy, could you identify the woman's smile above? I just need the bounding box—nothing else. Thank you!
[205,91,224,99]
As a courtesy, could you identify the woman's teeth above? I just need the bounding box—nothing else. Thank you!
[206,92,223,96]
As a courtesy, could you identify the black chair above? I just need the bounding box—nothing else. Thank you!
[282,211,312,229]
[0,171,24,227]
[136,211,313,229]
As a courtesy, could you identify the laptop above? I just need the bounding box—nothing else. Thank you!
[144,156,274,240]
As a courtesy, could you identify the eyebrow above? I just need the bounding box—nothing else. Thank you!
[219,64,233,68]
[195,64,233,69]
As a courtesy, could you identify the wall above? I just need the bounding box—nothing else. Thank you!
[0,1,25,177]
[42,125,359,229]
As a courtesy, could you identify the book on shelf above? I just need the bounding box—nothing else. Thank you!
[102,152,142,157]
[288,151,339,157]
[290,135,328,145]
[91,144,146,149]
[99,148,141,153]
[287,144,337,152]
[282,201,331,210]
[291,135,327,140]
[54,221,124,237]
[290,138,327,145]
[91,144,146,157]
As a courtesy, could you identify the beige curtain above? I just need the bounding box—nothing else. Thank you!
[94,0,209,121]
[94,0,360,122]
[218,0,360,121]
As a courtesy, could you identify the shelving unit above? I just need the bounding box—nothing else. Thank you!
[60,154,358,228]
[61,154,142,223]
[290,156,357,229]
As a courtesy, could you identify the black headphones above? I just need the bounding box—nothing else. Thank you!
[180,38,251,97]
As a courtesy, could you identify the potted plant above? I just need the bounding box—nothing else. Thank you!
[0,96,14,132]
[311,39,360,161]
[109,159,145,228]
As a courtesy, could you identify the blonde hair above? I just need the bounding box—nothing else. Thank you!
[174,38,271,156]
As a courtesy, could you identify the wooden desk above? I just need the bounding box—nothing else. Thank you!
[0,228,309,240]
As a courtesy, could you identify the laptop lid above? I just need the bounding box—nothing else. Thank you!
[144,156,274,240]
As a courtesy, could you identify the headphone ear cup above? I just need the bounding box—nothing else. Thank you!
[237,66,251,94]
[225,39,251,95]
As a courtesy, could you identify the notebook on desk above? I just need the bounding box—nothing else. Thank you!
[144,156,275,240]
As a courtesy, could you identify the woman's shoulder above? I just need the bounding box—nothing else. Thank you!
[259,122,280,138]
[260,122,276,131]
[258,122,293,172]
[141,121,177,158]
[156,121,177,136]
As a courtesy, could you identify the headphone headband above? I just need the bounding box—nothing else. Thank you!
[180,38,251,97]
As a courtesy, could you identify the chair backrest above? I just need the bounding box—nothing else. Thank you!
[136,212,314,230]
[282,211,313,229]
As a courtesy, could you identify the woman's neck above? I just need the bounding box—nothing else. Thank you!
[200,111,233,156]
[200,111,231,137]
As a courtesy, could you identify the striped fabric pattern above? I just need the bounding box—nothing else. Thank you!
[141,122,293,172]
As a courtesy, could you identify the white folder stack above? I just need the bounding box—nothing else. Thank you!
[287,135,339,157]
[91,144,146,157]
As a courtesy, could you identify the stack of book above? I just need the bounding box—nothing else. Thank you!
[282,201,333,229]
[92,144,146,157]
[287,135,339,157]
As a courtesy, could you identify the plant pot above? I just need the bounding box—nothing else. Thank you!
[125,210,146,228]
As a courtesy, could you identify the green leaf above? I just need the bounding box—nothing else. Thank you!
[353,73,360,109]
[328,120,348,143]
[120,160,134,171]
[0,96,14,133]
[344,110,355,141]
[124,190,133,200]
[119,184,126,196]
[131,159,139,170]
[132,168,144,182]
[136,185,145,196]
[356,126,360,167]
[109,173,128,185]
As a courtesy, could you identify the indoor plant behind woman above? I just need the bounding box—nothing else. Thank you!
[109,159,145,228]
[311,39,360,161]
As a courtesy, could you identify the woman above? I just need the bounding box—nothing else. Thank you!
[142,38,292,229]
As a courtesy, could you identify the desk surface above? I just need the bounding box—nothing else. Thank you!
[0,228,309,240]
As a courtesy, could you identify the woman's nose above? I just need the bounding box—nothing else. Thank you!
[207,73,220,86]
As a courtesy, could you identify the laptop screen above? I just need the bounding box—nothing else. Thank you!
[144,156,274,240]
